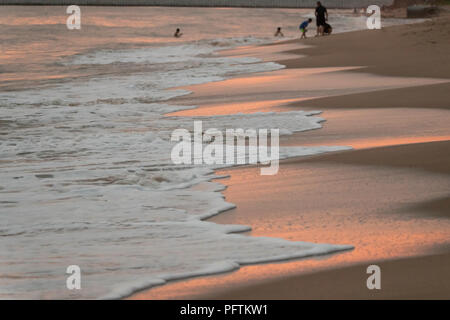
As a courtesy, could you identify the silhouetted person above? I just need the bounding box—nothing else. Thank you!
[274,27,284,37]
[315,1,328,36]
[174,28,183,38]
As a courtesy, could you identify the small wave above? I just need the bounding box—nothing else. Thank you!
[0,30,352,299]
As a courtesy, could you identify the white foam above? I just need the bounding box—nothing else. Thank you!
[0,39,352,300]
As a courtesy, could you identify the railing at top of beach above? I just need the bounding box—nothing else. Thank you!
[0,0,395,9]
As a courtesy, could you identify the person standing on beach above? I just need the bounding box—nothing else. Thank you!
[299,18,312,39]
[315,1,328,36]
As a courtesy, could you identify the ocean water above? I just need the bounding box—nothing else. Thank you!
[0,6,417,299]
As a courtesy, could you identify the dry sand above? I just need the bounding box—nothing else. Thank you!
[131,10,450,299]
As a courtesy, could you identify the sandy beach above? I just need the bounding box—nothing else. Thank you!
[1,4,449,300]
[131,8,450,300]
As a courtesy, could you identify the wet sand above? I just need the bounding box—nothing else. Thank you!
[131,141,450,300]
[204,253,450,300]
[131,10,450,299]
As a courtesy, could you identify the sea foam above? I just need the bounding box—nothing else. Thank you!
[0,39,352,299]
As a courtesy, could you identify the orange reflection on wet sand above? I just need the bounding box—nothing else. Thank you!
[343,135,450,150]
[168,97,308,116]
[170,67,449,118]
[130,159,450,299]
[218,42,311,61]
[295,135,450,150]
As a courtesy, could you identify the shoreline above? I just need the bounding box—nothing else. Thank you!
[202,252,450,299]
[3,5,448,300]
[131,140,450,300]
[130,10,450,300]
